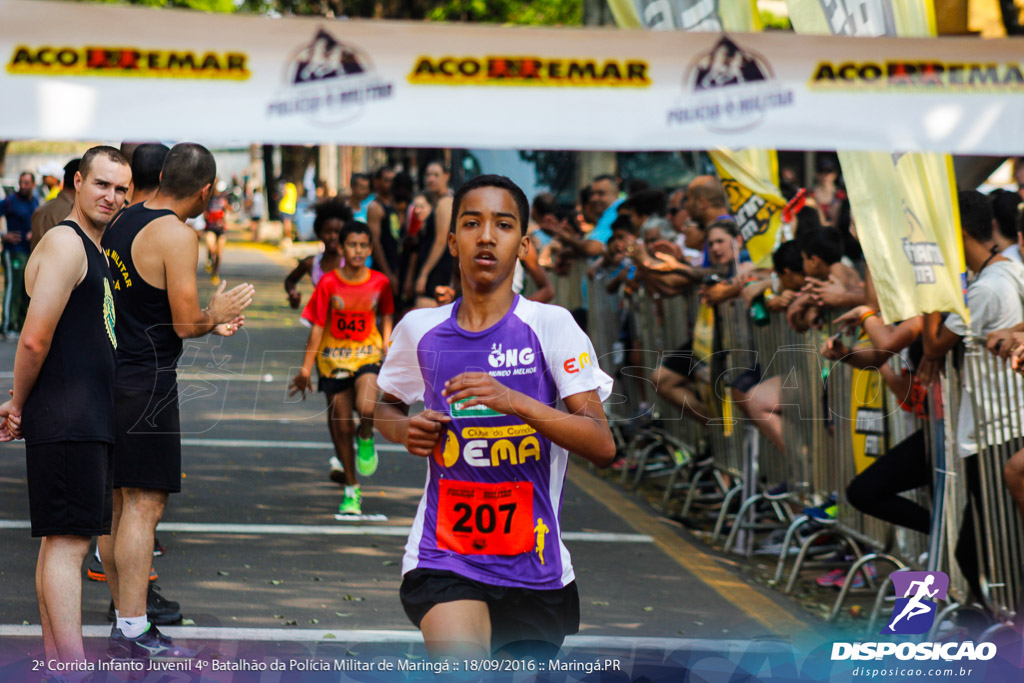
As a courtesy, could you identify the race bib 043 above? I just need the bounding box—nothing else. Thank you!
[436,479,534,556]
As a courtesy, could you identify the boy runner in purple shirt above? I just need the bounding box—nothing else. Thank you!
[375,175,616,661]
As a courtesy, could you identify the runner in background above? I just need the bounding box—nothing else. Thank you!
[204,181,229,285]
[366,167,401,297]
[375,174,615,661]
[289,220,394,516]
[279,179,298,240]
[413,162,454,308]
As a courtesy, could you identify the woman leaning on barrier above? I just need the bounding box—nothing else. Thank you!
[823,297,931,538]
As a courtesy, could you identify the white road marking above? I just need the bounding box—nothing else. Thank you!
[0,624,765,652]
[0,520,651,543]
[179,438,407,452]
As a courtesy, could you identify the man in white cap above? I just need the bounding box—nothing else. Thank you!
[36,162,63,204]
[31,159,79,252]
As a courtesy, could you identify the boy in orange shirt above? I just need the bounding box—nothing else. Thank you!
[290,221,394,515]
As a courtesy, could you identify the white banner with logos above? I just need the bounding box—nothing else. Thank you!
[1,0,1022,153]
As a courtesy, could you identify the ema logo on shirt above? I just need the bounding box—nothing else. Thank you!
[488,343,535,369]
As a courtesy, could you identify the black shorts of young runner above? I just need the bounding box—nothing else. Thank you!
[318,363,381,396]
[400,568,580,659]
[204,225,225,237]
[112,386,182,493]
[26,440,114,537]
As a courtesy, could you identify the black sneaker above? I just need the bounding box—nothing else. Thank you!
[88,558,157,583]
[107,584,182,625]
[107,624,196,662]
[153,537,166,557]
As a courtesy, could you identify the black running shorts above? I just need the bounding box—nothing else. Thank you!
[26,440,113,537]
[400,568,580,659]
[113,386,182,492]
[319,362,381,396]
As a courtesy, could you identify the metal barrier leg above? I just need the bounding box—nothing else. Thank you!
[723,493,764,553]
[627,440,662,490]
[661,461,691,514]
[772,514,814,585]
[619,433,653,486]
[680,465,717,519]
[784,527,850,595]
[867,574,897,636]
[712,483,744,543]
[828,553,906,623]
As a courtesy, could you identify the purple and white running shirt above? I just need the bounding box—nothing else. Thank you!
[377,296,613,590]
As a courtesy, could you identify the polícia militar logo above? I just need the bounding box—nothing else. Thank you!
[882,571,949,635]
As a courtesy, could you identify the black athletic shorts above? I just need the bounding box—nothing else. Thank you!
[319,363,381,396]
[660,341,699,379]
[730,365,763,394]
[204,225,225,237]
[26,441,113,538]
[113,386,182,493]
[400,568,580,659]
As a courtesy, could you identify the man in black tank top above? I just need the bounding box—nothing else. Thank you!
[366,167,400,294]
[0,146,130,672]
[98,143,255,662]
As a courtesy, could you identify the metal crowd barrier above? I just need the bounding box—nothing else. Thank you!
[962,339,1024,628]
[583,270,1024,638]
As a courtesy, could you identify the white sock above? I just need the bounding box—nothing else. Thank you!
[345,485,359,497]
[117,615,148,639]
[113,609,119,619]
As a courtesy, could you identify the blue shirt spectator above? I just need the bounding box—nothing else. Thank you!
[588,197,625,245]
[1,175,39,255]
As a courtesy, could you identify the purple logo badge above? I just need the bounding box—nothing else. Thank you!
[881,571,948,635]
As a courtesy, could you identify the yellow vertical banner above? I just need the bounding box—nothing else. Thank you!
[786,0,968,324]
[850,366,886,474]
[709,148,787,267]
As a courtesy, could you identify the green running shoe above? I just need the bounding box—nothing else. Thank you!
[338,486,362,516]
[356,435,378,477]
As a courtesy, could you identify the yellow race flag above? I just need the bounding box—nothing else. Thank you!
[787,0,968,324]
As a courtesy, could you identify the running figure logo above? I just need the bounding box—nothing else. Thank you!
[882,571,948,635]
[534,518,549,565]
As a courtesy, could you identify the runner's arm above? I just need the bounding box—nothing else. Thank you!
[299,324,324,378]
[520,388,615,467]
[380,314,393,351]
[442,374,616,467]
[375,393,450,457]
[11,227,85,411]
[284,256,312,308]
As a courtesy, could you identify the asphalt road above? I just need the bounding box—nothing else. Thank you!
[0,242,840,679]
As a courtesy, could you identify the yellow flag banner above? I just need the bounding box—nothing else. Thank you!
[604,0,784,269]
[604,0,760,31]
[850,366,886,475]
[786,0,968,324]
[709,148,787,267]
